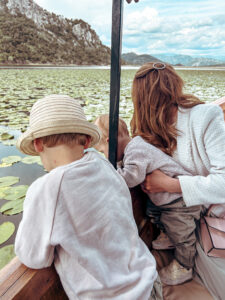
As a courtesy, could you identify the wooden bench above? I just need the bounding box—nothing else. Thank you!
[0,98,224,300]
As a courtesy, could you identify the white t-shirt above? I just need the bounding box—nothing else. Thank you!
[15,151,157,300]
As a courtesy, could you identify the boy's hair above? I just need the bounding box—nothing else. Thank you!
[41,133,89,148]
[95,114,129,139]
[131,62,204,155]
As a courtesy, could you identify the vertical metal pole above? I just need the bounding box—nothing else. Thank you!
[109,0,124,168]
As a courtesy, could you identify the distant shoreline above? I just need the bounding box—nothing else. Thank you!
[0,64,225,71]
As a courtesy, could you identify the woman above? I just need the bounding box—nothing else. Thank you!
[131,62,225,300]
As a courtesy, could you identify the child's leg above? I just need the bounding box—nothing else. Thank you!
[146,198,164,231]
[160,197,201,269]
[147,198,175,250]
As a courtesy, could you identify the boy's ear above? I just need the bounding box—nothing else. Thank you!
[33,138,44,153]
[84,136,92,149]
[106,137,109,143]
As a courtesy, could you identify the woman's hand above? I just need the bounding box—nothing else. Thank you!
[141,170,182,194]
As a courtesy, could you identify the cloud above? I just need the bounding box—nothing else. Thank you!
[122,2,225,58]
[34,0,225,58]
[124,7,160,34]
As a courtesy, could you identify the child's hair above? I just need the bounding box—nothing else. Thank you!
[95,114,129,139]
[131,62,204,155]
[41,133,89,148]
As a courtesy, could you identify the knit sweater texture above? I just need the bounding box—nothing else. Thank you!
[173,103,225,300]
[174,103,225,207]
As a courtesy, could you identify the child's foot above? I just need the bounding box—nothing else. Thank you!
[159,259,193,285]
[152,231,175,250]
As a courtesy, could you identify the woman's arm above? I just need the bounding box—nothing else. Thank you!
[143,105,225,207]
[142,170,181,194]
[178,105,225,207]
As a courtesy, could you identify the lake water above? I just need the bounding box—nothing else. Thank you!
[0,67,224,266]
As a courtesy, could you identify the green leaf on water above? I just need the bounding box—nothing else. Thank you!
[0,197,24,215]
[0,176,19,187]
[0,222,15,245]
[0,245,15,270]
[0,162,12,168]
[0,132,14,140]
[21,156,42,165]
[1,156,21,164]
[2,140,17,146]
[2,185,28,201]
[0,187,10,198]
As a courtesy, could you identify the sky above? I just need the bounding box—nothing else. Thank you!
[35,0,225,60]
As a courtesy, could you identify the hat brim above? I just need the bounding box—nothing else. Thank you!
[16,120,101,156]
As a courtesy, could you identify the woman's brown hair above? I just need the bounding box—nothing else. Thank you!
[131,62,204,155]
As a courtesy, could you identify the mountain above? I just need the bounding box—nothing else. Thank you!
[122,52,162,65]
[152,54,225,67]
[0,0,110,65]
[122,52,225,67]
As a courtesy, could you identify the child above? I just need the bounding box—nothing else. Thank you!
[94,114,201,286]
[15,95,161,300]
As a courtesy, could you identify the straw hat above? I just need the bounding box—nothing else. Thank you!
[17,94,101,156]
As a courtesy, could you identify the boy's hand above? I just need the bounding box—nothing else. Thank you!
[141,170,182,194]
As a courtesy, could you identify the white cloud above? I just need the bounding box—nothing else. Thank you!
[33,0,225,58]
[124,7,160,34]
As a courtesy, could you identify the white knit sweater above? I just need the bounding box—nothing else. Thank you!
[173,103,225,207]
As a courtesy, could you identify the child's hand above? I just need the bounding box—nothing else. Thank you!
[141,170,182,194]
[126,0,139,3]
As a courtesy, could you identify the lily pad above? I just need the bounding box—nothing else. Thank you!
[0,162,12,168]
[0,222,15,245]
[1,156,21,165]
[0,176,19,187]
[0,245,15,270]
[2,185,28,201]
[0,187,10,198]
[0,132,14,140]
[2,140,17,146]
[21,156,42,165]
[0,197,24,215]
[0,156,21,167]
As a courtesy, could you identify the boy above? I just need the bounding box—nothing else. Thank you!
[94,114,201,286]
[15,95,160,300]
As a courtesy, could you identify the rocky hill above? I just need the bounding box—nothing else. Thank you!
[122,52,162,65]
[0,0,111,65]
[122,52,225,67]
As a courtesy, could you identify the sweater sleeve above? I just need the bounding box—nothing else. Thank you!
[117,142,150,188]
[179,105,225,207]
[15,171,63,269]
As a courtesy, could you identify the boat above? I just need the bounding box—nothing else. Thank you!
[0,0,225,298]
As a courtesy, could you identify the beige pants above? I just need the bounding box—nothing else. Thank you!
[149,275,163,300]
[147,197,201,268]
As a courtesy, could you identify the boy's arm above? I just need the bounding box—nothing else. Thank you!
[15,175,59,269]
[117,145,149,188]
